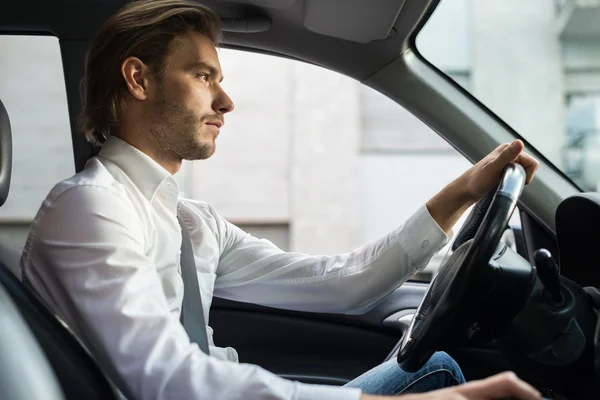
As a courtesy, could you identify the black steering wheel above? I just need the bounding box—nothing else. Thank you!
[397,163,527,372]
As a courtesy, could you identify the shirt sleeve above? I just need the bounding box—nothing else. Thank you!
[21,185,361,400]
[211,203,451,314]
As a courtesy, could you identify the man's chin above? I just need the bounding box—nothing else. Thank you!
[182,142,215,161]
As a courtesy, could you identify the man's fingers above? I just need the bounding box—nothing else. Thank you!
[493,140,539,185]
[494,140,524,166]
[456,371,541,400]
[515,152,540,185]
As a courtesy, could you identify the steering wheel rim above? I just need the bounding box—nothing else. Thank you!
[397,163,526,372]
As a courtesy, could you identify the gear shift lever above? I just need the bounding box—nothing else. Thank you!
[533,249,563,304]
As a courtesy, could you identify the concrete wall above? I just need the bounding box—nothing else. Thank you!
[360,86,453,151]
[289,61,362,254]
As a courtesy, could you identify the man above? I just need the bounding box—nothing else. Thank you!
[20,1,541,399]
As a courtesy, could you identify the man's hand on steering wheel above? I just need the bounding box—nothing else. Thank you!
[361,371,542,400]
[426,139,539,234]
[460,139,539,202]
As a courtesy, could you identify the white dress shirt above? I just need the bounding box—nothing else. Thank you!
[20,136,450,400]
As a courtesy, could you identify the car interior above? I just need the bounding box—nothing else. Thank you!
[1,0,600,399]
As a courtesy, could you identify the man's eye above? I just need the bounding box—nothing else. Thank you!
[198,73,209,81]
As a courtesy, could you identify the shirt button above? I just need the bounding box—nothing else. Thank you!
[421,240,430,249]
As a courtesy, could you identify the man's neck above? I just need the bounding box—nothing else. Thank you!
[112,133,182,175]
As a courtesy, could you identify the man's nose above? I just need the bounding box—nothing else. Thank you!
[213,87,234,114]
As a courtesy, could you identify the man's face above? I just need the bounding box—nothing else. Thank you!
[145,31,234,161]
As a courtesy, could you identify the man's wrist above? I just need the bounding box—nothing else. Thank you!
[426,176,476,234]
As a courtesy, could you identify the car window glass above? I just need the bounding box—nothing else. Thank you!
[418,0,600,192]
[0,39,520,282]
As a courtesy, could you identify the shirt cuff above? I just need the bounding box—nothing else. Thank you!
[294,382,361,400]
[398,204,453,272]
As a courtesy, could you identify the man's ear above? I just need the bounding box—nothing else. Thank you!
[121,57,154,101]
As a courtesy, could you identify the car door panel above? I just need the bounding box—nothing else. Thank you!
[209,283,428,384]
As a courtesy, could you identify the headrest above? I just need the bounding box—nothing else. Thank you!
[0,100,12,207]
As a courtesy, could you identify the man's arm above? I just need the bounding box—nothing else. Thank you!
[210,140,539,314]
[204,199,449,314]
[22,185,361,400]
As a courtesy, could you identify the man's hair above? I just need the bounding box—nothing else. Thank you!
[79,0,222,145]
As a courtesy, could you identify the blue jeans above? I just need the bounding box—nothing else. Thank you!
[344,352,465,395]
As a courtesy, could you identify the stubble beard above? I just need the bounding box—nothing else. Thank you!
[147,91,216,162]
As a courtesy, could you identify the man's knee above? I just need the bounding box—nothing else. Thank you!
[421,351,465,386]
[345,352,465,395]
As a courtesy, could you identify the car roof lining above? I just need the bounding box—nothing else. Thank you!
[0,0,409,42]
[0,0,414,81]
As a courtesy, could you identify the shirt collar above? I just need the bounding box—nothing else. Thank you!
[97,136,179,204]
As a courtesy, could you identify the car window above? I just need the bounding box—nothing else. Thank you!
[417,0,600,192]
[0,37,516,282]
[0,36,74,266]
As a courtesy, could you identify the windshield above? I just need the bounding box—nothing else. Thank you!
[417,0,600,191]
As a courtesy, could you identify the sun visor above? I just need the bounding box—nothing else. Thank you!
[303,0,406,43]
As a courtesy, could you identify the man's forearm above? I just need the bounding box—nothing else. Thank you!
[425,176,475,234]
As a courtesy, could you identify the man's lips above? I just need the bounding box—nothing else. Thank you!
[205,121,223,128]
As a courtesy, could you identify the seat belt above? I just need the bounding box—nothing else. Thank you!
[177,215,210,355]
